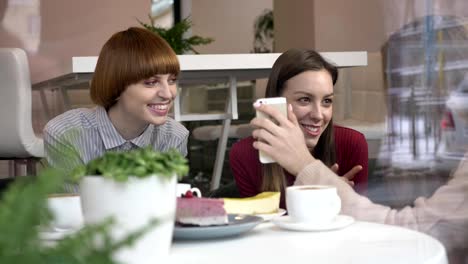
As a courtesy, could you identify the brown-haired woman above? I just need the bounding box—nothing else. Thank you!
[44,27,188,174]
[229,49,368,208]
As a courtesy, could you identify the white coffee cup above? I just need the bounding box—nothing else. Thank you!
[47,193,84,230]
[176,183,202,197]
[286,185,341,225]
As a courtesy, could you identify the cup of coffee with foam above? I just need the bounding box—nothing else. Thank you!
[286,185,341,225]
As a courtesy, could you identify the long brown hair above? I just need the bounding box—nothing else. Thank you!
[90,27,180,109]
[260,49,338,192]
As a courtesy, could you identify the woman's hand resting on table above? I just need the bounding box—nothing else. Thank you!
[251,103,315,175]
[330,163,362,187]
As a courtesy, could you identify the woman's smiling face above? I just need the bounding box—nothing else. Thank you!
[281,69,334,150]
[115,73,178,126]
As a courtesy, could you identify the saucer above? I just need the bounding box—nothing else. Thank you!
[255,208,287,221]
[174,214,263,240]
[38,227,80,240]
[272,215,354,232]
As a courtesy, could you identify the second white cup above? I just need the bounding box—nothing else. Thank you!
[176,183,202,197]
[47,193,84,231]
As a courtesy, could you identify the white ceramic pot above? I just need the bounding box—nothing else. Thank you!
[79,175,177,264]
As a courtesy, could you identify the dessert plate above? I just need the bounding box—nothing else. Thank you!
[272,215,354,232]
[255,208,287,221]
[173,214,263,240]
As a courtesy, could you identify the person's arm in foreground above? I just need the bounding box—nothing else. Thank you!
[251,103,468,251]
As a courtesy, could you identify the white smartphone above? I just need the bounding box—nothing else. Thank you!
[255,97,288,164]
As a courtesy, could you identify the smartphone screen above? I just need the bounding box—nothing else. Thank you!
[255,97,287,163]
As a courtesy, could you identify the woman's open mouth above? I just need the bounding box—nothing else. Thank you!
[147,103,170,116]
[301,124,321,137]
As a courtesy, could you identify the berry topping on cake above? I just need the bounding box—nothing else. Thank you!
[184,190,194,198]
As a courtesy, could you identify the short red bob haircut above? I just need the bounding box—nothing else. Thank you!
[90,27,180,109]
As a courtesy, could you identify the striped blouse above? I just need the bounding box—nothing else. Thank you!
[43,106,189,174]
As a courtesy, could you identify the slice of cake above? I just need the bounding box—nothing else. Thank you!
[223,192,280,215]
[176,197,228,226]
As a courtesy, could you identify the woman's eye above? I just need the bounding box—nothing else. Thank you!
[323,98,333,105]
[168,78,178,85]
[143,80,157,86]
[298,97,310,104]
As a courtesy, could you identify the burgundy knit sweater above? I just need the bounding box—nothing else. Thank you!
[229,125,369,209]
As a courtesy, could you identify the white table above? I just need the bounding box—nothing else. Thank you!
[32,53,367,190]
[170,221,447,264]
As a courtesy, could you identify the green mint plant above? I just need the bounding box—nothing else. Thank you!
[138,15,214,54]
[71,147,189,182]
[0,169,158,264]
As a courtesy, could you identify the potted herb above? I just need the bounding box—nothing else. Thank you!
[138,16,214,54]
[0,169,154,264]
[74,147,189,264]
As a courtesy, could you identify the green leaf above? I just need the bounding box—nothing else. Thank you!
[0,169,164,263]
[71,147,189,182]
[138,16,214,54]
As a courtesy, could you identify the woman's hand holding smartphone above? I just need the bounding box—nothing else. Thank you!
[254,97,287,163]
[252,97,316,175]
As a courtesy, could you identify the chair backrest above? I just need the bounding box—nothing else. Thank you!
[0,48,43,158]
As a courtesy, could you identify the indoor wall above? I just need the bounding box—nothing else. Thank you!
[190,0,273,54]
[273,0,388,127]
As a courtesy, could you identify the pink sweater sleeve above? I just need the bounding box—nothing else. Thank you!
[294,159,468,253]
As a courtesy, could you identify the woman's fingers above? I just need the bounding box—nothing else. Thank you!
[343,165,362,180]
[333,163,360,187]
[286,104,300,126]
[250,115,278,132]
[251,118,291,142]
[330,163,339,174]
[251,127,276,145]
[254,103,290,126]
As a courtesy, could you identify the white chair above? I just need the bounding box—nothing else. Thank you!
[0,48,44,177]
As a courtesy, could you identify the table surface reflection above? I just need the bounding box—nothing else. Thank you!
[170,220,447,264]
